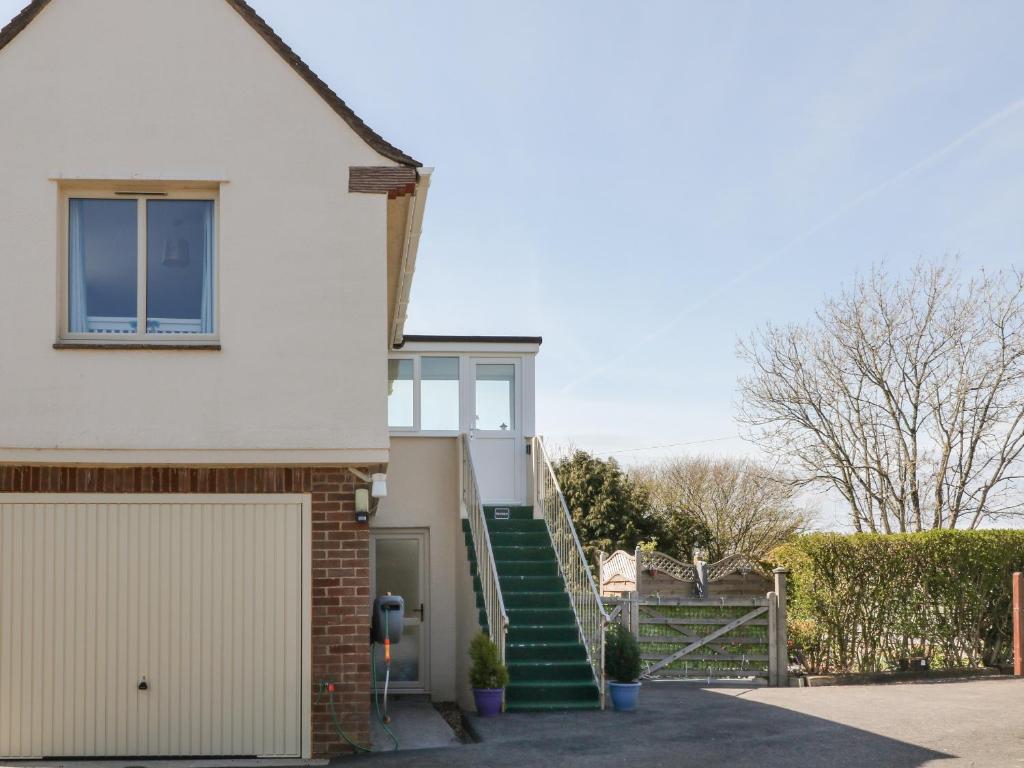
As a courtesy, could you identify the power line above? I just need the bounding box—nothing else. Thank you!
[601,435,740,455]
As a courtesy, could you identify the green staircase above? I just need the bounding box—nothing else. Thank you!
[462,505,600,711]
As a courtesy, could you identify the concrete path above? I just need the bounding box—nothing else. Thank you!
[369,696,460,753]
[347,678,1024,768]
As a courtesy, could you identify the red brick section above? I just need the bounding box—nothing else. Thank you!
[348,166,418,196]
[0,464,370,757]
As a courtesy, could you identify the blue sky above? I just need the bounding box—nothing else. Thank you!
[5,0,1024,467]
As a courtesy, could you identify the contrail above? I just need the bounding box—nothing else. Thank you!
[560,97,1024,395]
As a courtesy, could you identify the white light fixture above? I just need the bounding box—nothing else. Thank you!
[371,473,388,498]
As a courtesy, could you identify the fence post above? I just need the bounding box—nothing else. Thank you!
[634,547,643,597]
[767,590,779,687]
[695,559,709,599]
[773,568,790,687]
[1014,572,1023,677]
[628,590,640,640]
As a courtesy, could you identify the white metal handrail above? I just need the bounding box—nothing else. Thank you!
[532,436,611,708]
[460,434,510,669]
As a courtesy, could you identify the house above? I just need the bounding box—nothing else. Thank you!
[0,0,604,760]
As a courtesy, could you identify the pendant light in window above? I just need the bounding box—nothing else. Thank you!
[162,217,190,269]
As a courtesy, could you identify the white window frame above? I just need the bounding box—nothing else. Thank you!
[57,184,220,346]
[388,354,463,436]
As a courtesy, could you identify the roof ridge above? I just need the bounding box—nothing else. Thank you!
[0,0,421,168]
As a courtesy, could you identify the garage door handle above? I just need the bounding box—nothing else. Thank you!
[138,678,149,691]
[414,603,425,621]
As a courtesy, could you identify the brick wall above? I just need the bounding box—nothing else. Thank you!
[0,464,370,757]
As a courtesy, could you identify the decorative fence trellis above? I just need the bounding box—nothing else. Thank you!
[605,569,790,686]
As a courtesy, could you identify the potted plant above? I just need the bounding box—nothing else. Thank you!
[469,632,509,717]
[605,623,642,711]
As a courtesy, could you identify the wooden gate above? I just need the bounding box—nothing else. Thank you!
[605,570,789,686]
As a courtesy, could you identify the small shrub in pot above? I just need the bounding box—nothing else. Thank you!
[605,623,642,710]
[469,632,509,717]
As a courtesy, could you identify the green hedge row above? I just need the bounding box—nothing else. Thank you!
[772,531,1024,674]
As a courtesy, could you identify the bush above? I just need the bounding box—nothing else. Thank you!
[605,623,642,682]
[469,632,509,689]
[772,531,1024,674]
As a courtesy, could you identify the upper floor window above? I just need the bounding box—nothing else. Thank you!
[388,359,415,428]
[62,188,217,342]
[421,357,459,430]
[388,356,460,431]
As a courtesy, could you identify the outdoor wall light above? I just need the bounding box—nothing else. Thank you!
[355,488,370,524]
[371,473,388,498]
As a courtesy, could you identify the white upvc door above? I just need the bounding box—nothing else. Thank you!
[370,530,429,693]
[469,358,524,504]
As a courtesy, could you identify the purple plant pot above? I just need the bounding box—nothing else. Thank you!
[473,687,504,717]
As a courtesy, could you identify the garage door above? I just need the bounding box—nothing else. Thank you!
[0,494,309,759]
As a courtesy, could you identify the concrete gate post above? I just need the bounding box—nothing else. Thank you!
[773,568,790,687]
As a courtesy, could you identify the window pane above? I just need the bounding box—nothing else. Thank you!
[146,200,214,334]
[475,364,515,431]
[68,199,137,333]
[421,357,459,431]
[388,359,414,428]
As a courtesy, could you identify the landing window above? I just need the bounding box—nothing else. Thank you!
[387,356,461,431]
[388,359,415,429]
[420,357,460,430]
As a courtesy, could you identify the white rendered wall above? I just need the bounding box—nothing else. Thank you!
[0,0,397,462]
[371,436,460,700]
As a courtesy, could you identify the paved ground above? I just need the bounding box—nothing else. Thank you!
[346,678,1024,768]
[369,696,460,752]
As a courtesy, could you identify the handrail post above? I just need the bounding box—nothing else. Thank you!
[533,436,611,707]
[461,433,509,681]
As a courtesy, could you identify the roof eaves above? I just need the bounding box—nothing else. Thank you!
[224,0,421,168]
[398,335,544,347]
[0,0,52,55]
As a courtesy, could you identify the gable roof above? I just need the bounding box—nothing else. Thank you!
[0,0,420,168]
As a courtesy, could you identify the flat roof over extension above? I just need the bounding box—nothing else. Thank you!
[397,334,543,347]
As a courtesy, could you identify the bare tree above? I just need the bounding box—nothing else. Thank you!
[738,262,1024,531]
[634,455,810,561]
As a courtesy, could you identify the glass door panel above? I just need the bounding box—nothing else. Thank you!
[371,531,428,690]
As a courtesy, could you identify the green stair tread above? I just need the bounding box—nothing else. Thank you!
[506,700,601,712]
[464,505,600,712]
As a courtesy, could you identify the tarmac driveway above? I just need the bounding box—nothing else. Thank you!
[348,678,1024,768]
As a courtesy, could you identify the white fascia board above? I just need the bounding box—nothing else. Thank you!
[397,341,541,355]
[390,168,433,348]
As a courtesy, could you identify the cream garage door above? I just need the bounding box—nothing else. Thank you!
[0,494,309,759]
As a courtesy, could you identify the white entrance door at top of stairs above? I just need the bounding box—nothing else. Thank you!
[469,358,524,505]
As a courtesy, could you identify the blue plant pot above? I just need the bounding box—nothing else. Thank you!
[473,687,504,717]
[608,681,641,711]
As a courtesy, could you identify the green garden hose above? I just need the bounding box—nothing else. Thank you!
[316,609,399,754]
[315,680,372,754]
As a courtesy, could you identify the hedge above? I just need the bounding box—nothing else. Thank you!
[771,530,1024,674]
